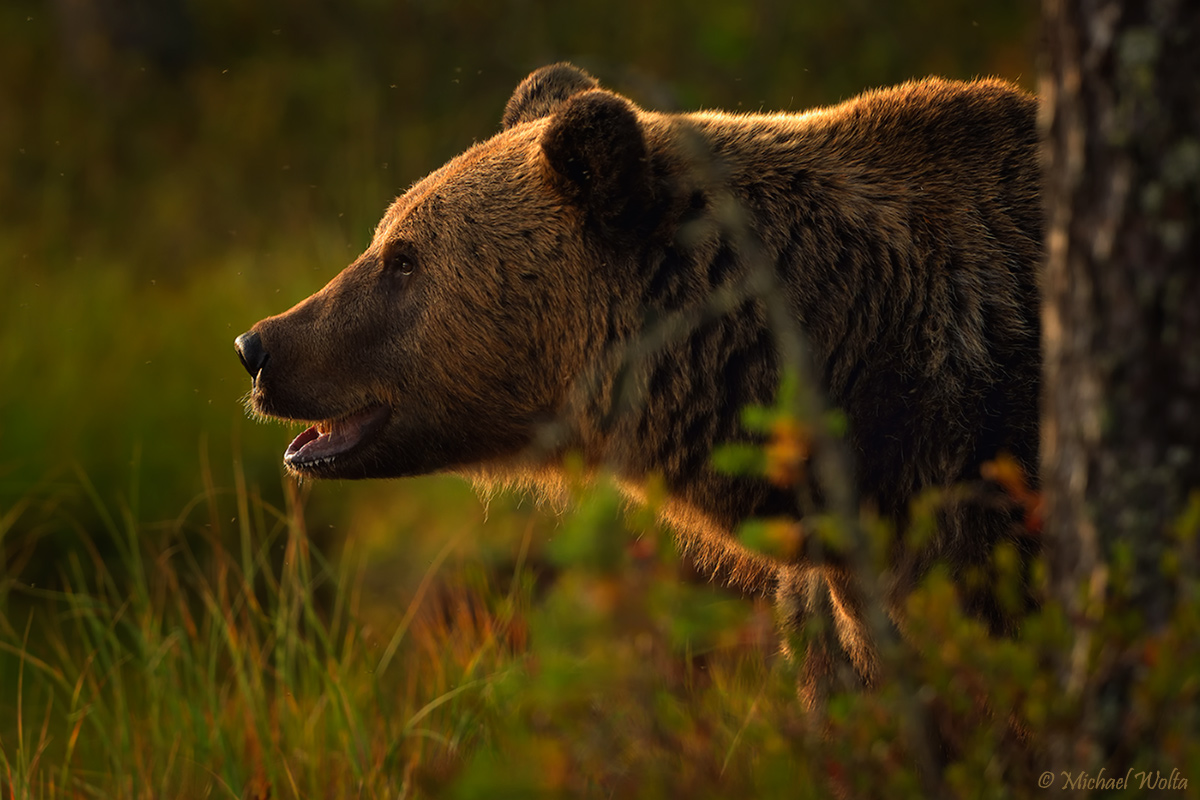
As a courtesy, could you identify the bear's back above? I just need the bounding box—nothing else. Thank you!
[619,78,1040,570]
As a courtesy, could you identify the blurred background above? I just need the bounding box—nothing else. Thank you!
[1,0,1036,581]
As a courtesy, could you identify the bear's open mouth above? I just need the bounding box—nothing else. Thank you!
[284,404,389,468]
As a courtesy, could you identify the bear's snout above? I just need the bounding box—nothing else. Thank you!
[234,330,269,381]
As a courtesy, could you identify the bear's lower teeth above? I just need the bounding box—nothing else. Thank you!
[283,405,389,468]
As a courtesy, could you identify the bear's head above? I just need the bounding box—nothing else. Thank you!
[236,64,665,480]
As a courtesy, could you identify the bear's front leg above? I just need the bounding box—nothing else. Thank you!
[775,564,880,710]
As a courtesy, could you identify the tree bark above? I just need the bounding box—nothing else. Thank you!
[1041,0,1200,772]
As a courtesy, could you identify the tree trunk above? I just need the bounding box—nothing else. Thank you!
[1041,0,1200,772]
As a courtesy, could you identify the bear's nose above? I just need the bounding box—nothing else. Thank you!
[234,331,269,379]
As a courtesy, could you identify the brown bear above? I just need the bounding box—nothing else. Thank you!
[235,63,1041,697]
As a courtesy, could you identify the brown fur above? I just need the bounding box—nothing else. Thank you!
[237,64,1042,694]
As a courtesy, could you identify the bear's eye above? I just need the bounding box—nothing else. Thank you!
[383,250,416,276]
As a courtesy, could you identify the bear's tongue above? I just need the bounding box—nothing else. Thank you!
[285,405,388,465]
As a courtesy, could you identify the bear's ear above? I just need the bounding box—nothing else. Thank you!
[541,89,649,229]
[502,63,600,130]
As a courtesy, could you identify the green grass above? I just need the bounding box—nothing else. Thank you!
[0,459,503,798]
[6,449,1198,798]
[0,452,797,797]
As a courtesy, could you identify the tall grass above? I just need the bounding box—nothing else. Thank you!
[5,441,1200,796]
[0,443,804,798]
[0,453,510,798]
